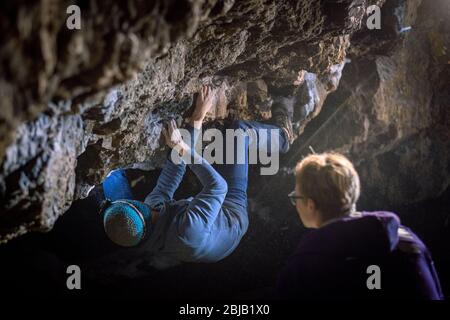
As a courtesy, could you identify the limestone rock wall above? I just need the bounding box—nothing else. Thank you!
[1,0,449,244]
[0,0,375,243]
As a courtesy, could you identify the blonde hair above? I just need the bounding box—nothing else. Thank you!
[295,153,360,220]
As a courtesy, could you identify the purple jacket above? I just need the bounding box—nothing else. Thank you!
[277,211,444,300]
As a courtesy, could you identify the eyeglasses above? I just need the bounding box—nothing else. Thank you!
[288,190,306,206]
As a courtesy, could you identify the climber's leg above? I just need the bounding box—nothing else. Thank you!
[212,120,289,209]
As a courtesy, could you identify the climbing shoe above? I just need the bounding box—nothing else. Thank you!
[271,95,297,149]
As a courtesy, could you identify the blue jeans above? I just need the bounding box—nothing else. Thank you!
[211,120,289,209]
[103,120,289,207]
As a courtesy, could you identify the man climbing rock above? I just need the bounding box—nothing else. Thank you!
[99,85,291,269]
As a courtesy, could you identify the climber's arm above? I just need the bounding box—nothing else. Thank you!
[166,130,227,242]
[144,156,186,205]
[163,86,224,240]
[144,123,200,205]
[181,148,227,234]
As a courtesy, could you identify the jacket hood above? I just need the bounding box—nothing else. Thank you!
[296,211,402,257]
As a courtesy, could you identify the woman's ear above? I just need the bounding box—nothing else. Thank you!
[306,198,316,212]
[307,199,324,228]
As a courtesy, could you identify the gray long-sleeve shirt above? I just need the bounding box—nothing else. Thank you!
[143,126,248,269]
